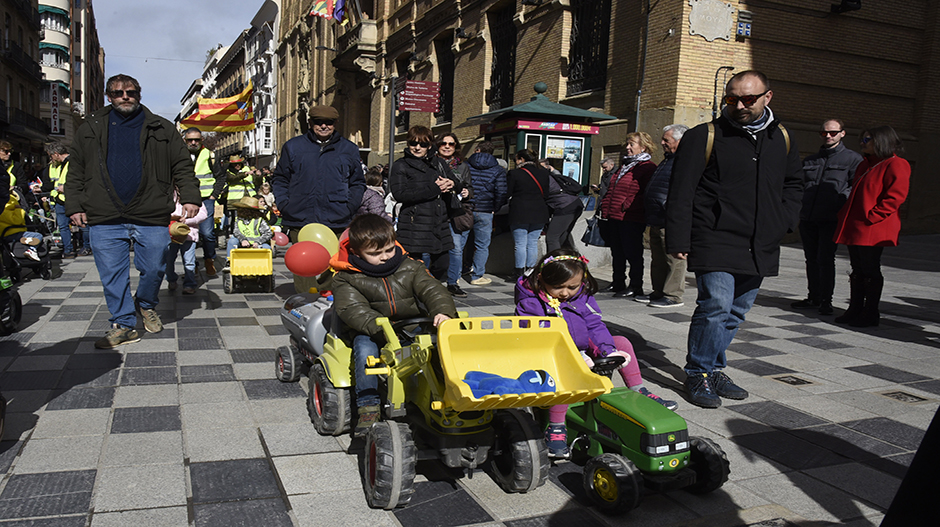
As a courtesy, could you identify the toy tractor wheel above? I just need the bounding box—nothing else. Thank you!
[264,274,275,293]
[222,272,233,294]
[274,345,305,382]
[686,437,730,494]
[0,291,22,336]
[364,421,416,509]
[307,363,351,435]
[582,453,643,515]
[490,409,549,493]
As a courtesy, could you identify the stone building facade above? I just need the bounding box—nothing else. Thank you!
[274,0,940,232]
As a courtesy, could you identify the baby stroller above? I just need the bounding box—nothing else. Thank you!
[1,188,53,282]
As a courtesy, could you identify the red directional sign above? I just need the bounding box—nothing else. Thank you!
[396,80,441,113]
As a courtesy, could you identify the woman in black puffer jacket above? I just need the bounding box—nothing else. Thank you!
[389,126,461,279]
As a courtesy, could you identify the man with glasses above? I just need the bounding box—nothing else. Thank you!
[182,128,224,276]
[667,70,803,408]
[271,105,364,239]
[791,119,861,315]
[66,74,201,348]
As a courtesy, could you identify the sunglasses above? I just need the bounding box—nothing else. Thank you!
[722,90,769,107]
[861,136,872,144]
[311,119,335,126]
[408,140,431,148]
[109,89,140,99]
[185,138,202,143]
[439,141,456,147]
[819,130,843,137]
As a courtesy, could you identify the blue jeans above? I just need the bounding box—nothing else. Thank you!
[198,198,217,259]
[353,334,381,407]
[226,238,271,259]
[511,223,544,269]
[447,225,471,285]
[469,212,494,281]
[166,239,197,289]
[89,222,169,328]
[685,272,762,375]
[54,203,72,254]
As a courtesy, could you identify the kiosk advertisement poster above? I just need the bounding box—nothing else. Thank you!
[546,136,584,182]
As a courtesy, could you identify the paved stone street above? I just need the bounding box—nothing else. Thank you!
[1,235,937,526]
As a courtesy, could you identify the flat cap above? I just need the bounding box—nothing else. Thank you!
[308,105,339,121]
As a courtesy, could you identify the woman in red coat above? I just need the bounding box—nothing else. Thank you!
[833,125,910,327]
[600,132,657,298]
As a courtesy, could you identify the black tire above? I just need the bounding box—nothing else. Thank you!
[307,363,351,435]
[490,409,549,493]
[39,264,51,280]
[364,421,416,509]
[275,345,304,382]
[582,453,643,515]
[0,291,22,336]
[222,272,233,294]
[265,274,275,293]
[686,437,730,494]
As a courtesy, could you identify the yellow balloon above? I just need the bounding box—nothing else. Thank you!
[297,223,339,255]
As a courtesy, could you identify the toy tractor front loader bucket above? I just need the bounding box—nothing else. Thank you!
[436,317,613,412]
[230,248,273,276]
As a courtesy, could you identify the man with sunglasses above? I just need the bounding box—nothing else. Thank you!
[666,70,803,408]
[66,74,201,348]
[791,119,861,316]
[182,128,225,276]
[271,105,364,242]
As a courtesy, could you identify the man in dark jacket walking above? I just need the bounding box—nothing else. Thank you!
[271,105,365,234]
[667,70,803,408]
[66,74,201,349]
[641,124,689,308]
[791,119,861,315]
[461,141,507,285]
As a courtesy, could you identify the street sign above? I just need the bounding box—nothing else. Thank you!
[396,80,441,112]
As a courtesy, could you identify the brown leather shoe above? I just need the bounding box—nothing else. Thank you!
[204,258,217,276]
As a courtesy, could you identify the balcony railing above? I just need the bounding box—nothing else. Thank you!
[11,0,41,30]
[10,107,50,135]
[333,20,378,74]
[2,41,43,81]
[0,99,8,124]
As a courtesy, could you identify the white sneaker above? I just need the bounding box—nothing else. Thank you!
[469,277,492,286]
[25,247,40,261]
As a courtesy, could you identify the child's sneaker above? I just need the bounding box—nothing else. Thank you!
[636,386,679,411]
[354,405,380,438]
[24,247,40,261]
[545,423,570,459]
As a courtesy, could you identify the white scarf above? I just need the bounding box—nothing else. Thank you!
[615,152,652,185]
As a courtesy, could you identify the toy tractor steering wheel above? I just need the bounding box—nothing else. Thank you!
[390,316,438,342]
[591,356,626,377]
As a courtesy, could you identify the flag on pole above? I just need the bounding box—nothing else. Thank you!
[180,81,255,132]
[309,0,334,20]
[333,0,346,23]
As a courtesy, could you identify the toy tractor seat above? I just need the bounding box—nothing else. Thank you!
[436,317,612,412]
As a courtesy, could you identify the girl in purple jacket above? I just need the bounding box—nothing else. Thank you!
[515,249,678,459]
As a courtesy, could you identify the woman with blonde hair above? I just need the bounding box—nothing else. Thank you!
[600,131,657,298]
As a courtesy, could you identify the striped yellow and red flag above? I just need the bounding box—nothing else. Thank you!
[309,0,334,19]
[180,81,255,132]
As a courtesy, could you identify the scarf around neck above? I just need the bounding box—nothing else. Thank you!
[349,245,406,278]
[615,152,652,184]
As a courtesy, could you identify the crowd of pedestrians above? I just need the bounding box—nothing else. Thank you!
[9,69,911,413]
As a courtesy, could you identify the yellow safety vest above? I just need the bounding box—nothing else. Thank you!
[0,192,26,238]
[194,149,215,199]
[6,162,15,188]
[236,217,262,239]
[226,166,254,201]
[49,161,68,202]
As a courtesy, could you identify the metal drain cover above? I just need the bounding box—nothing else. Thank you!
[773,375,813,386]
[880,391,928,404]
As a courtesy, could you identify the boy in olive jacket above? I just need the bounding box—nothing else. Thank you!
[330,214,457,437]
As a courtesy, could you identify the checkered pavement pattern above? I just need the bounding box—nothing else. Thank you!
[0,238,938,526]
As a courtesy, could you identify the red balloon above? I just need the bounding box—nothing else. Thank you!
[339,228,350,244]
[273,231,289,246]
[285,241,331,277]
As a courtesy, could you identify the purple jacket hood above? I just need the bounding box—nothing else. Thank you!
[514,278,616,356]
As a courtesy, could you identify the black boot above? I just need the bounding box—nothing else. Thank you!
[835,273,864,324]
[851,275,883,328]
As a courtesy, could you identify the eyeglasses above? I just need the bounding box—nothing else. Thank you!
[439,141,456,147]
[722,90,769,107]
[108,89,140,99]
[861,136,872,144]
[311,119,335,126]
[408,140,430,148]
[819,130,843,137]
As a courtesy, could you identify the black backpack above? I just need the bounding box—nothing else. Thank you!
[550,172,582,196]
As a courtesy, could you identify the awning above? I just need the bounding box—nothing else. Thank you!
[39,42,69,55]
[38,5,69,19]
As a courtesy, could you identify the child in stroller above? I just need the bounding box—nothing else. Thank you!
[1,187,52,281]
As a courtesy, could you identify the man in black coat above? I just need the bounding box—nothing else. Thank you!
[667,70,803,408]
[791,118,862,315]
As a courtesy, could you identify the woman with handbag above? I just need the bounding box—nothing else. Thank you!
[600,132,657,298]
[389,126,462,280]
[438,133,474,297]
[507,149,550,278]
[833,125,910,327]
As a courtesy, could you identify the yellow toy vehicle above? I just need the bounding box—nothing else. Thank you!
[223,248,274,293]
[307,313,612,509]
